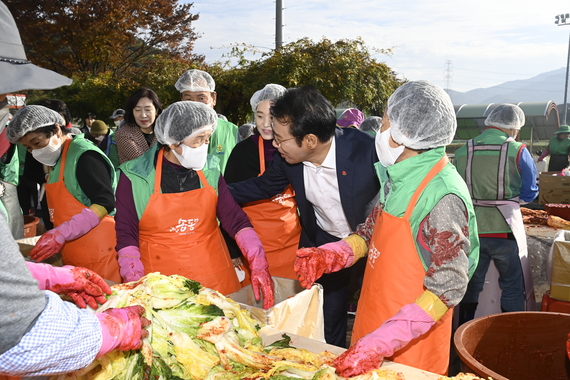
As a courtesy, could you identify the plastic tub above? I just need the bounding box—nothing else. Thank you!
[23,215,39,238]
[454,312,570,380]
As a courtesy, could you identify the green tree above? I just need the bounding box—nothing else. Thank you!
[214,37,404,125]
[7,0,203,121]
[6,0,201,79]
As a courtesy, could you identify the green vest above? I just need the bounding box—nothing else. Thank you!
[120,144,222,220]
[0,145,19,186]
[548,135,570,155]
[454,128,523,233]
[385,147,480,278]
[16,144,26,177]
[209,118,238,174]
[48,135,117,211]
[0,198,8,223]
[374,162,389,204]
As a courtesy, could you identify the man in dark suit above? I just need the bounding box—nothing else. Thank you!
[228,86,379,347]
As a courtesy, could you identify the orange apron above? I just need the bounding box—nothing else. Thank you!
[239,137,301,279]
[352,157,452,375]
[138,149,240,295]
[45,139,121,283]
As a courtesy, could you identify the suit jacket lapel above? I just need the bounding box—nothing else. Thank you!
[336,145,356,231]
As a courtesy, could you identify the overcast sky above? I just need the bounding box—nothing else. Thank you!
[186,0,570,94]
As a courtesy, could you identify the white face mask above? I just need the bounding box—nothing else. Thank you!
[32,135,64,166]
[114,120,122,127]
[173,143,208,170]
[375,129,404,167]
[94,135,105,142]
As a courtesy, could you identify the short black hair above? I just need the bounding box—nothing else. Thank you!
[270,86,336,145]
[124,87,163,128]
[37,99,72,126]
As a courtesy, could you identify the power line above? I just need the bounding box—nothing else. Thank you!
[443,60,453,100]
[452,67,541,76]
[451,81,564,93]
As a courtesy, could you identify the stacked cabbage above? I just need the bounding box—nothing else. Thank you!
[48,273,403,380]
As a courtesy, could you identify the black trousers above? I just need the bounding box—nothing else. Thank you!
[314,227,353,348]
[316,267,352,348]
[548,154,569,172]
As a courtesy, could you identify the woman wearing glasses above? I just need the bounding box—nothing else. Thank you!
[114,101,274,308]
[224,84,302,280]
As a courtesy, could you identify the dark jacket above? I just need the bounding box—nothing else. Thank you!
[228,127,380,247]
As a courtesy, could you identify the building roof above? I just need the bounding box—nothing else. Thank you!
[455,101,560,143]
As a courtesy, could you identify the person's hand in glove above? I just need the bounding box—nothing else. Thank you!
[235,228,274,309]
[537,149,549,162]
[26,262,111,309]
[95,305,151,357]
[117,246,145,283]
[294,234,368,289]
[29,206,102,262]
[334,291,447,377]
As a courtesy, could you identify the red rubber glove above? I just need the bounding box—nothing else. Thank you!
[235,228,274,309]
[95,305,150,358]
[294,240,354,289]
[334,303,435,377]
[117,246,145,283]
[26,262,111,309]
[30,208,100,262]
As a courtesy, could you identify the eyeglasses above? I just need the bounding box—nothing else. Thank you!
[273,135,295,147]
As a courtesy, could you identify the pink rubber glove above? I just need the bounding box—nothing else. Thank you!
[294,240,354,289]
[334,303,436,377]
[538,149,549,162]
[29,207,100,262]
[235,228,274,309]
[26,262,112,309]
[117,246,145,283]
[95,305,150,358]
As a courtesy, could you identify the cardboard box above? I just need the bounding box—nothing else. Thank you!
[228,277,324,341]
[549,231,570,301]
[539,172,570,205]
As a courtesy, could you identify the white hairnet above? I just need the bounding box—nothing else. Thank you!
[238,123,255,141]
[359,116,382,134]
[388,80,456,150]
[7,105,65,144]
[154,101,218,146]
[175,69,215,93]
[250,84,286,113]
[484,104,525,130]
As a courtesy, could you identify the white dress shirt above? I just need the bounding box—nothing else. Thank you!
[303,136,351,238]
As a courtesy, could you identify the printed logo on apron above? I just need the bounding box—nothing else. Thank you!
[169,217,200,235]
[272,192,293,205]
[368,242,381,269]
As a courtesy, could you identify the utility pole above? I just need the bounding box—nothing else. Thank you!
[555,12,570,124]
[444,60,453,102]
[276,0,283,50]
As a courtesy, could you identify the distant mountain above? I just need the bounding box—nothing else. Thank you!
[447,67,568,106]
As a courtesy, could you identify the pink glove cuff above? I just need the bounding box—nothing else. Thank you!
[58,207,101,241]
[538,149,549,161]
[373,303,436,357]
[26,262,73,290]
[235,228,274,309]
[96,306,144,357]
[320,240,355,269]
[117,246,145,283]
